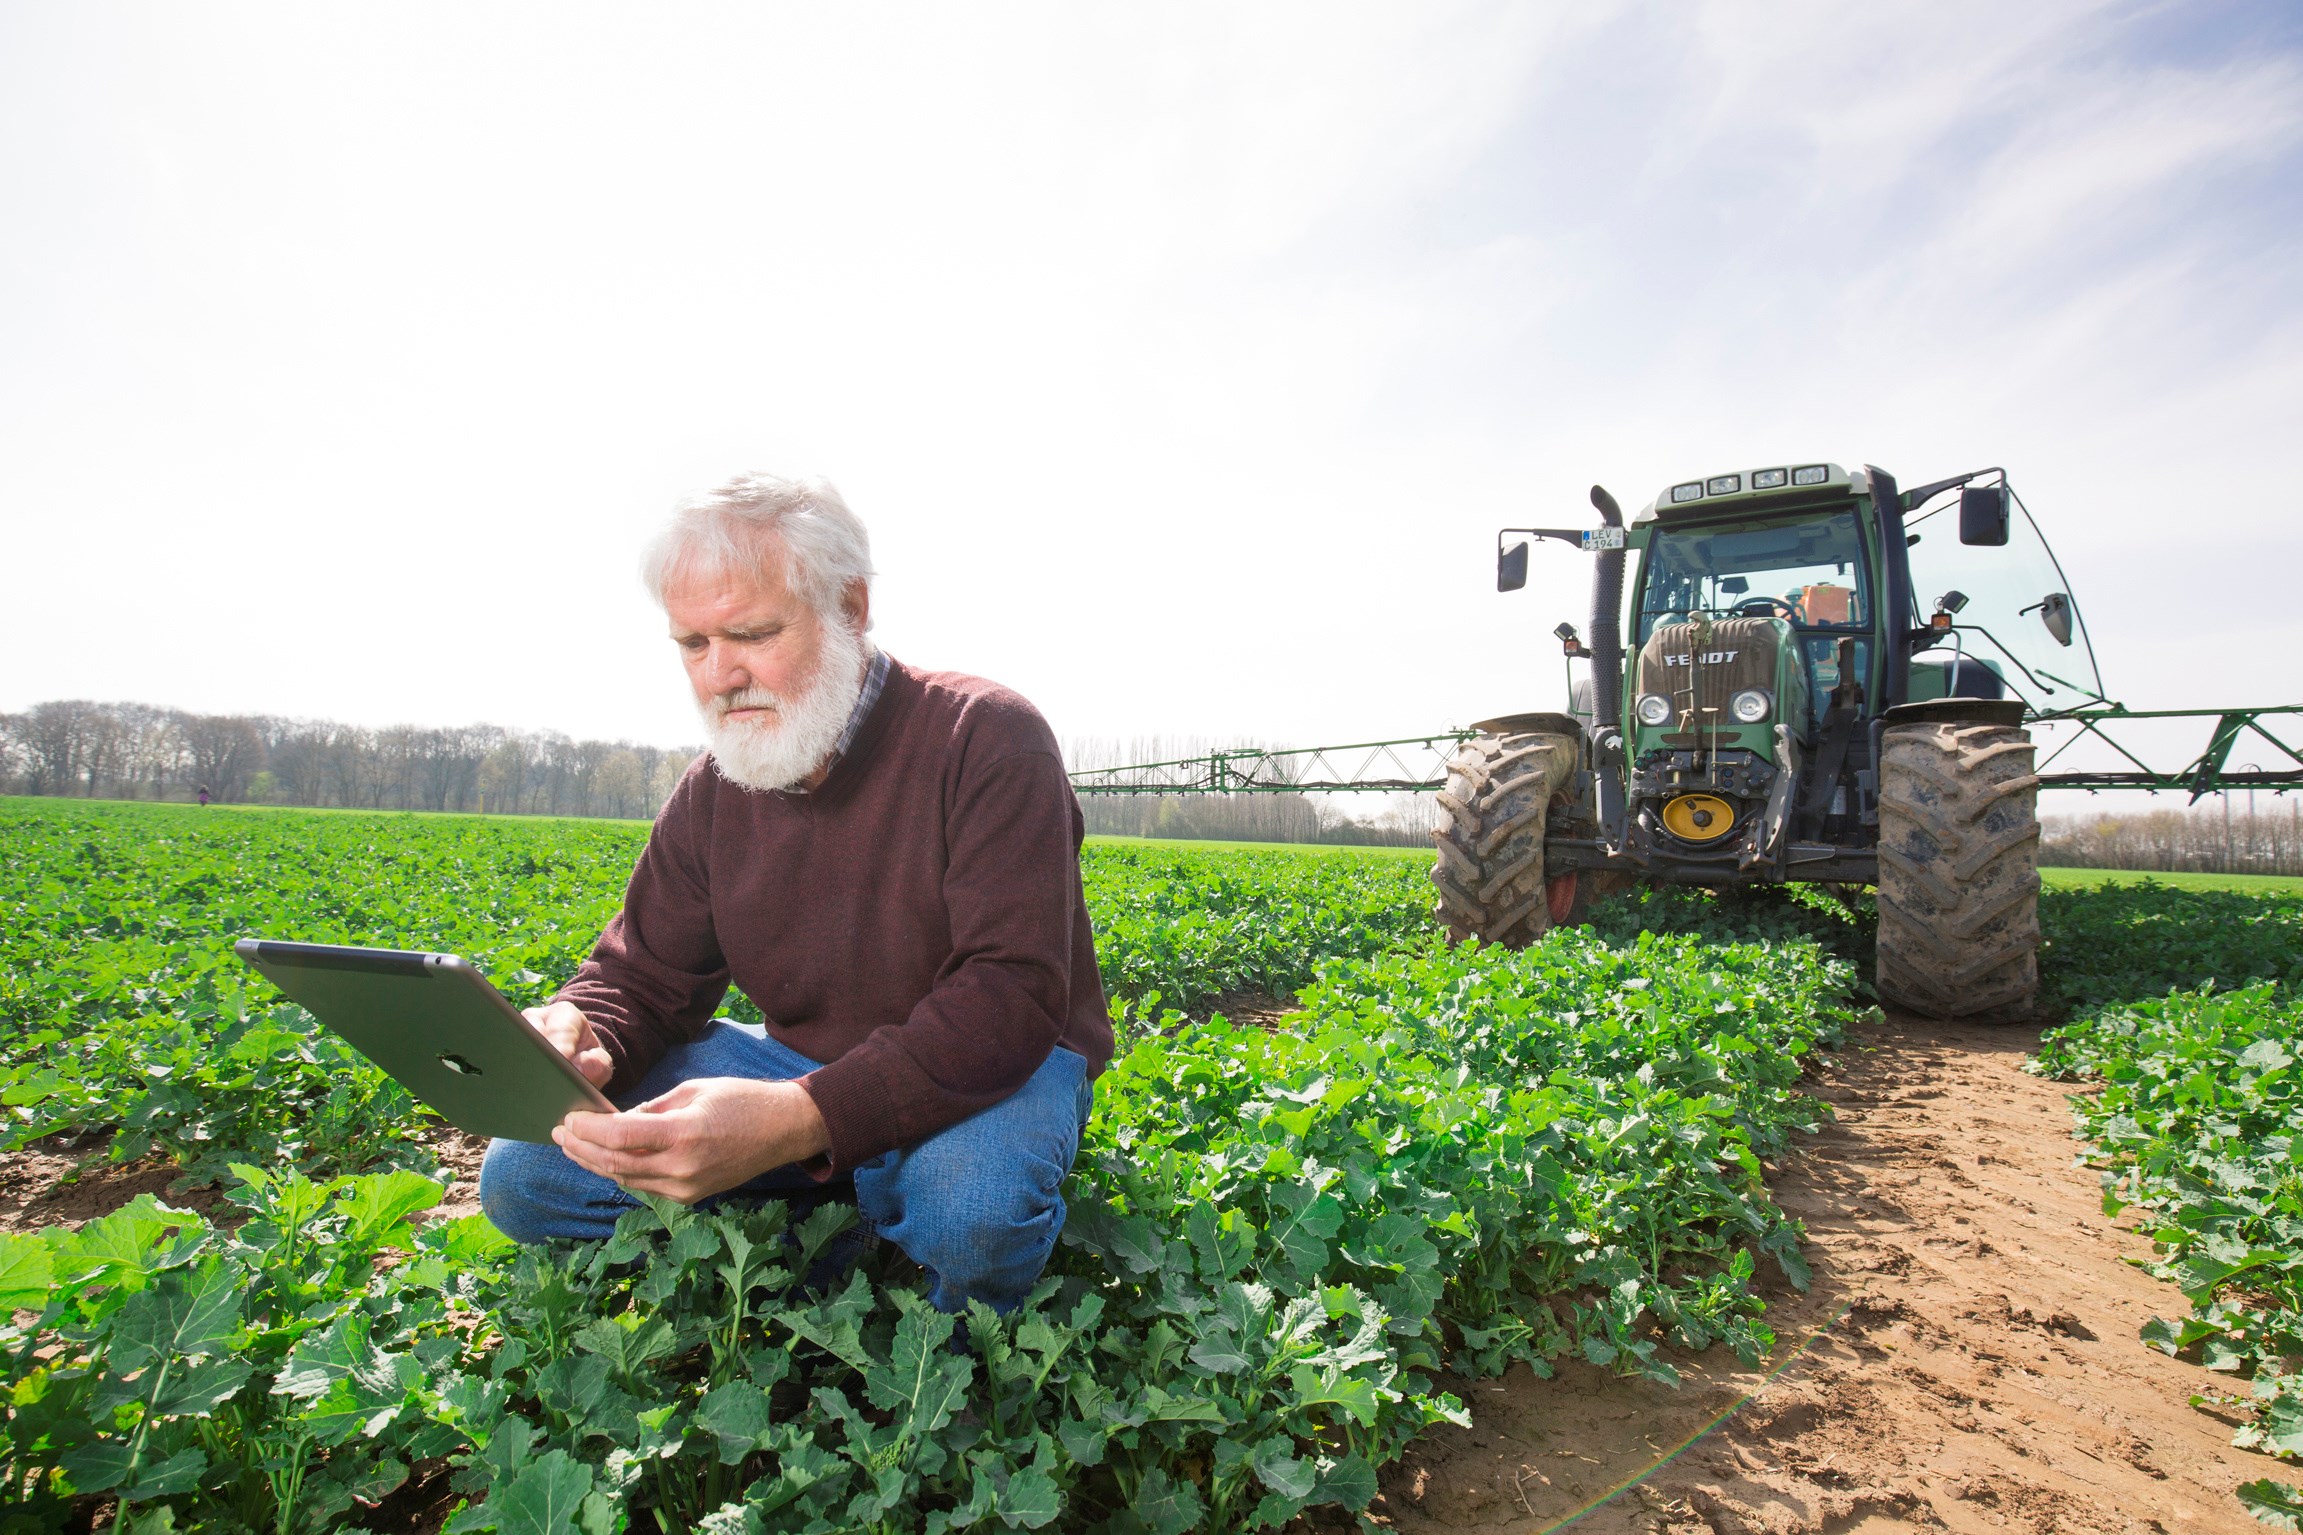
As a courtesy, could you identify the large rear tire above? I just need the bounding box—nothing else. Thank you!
[1875,721,2041,1022]
[1431,730,1579,946]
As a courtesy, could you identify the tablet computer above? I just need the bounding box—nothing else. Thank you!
[235,938,617,1143]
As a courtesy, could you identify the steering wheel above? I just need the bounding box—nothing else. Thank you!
[1733,596,1797,619]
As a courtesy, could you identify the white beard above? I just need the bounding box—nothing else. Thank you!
[699,621,871,793]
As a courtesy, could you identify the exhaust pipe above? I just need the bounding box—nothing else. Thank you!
[1588,484,1626,731]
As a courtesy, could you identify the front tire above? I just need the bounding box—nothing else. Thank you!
[1431,730,1580,946]
[1875,721,2041,1022]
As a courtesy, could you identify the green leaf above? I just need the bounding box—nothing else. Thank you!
[426,1213,519,1266]
[1310,1452,1378,1512]
[337,1169,445,1248]
[494,1449,597,1535]
[1287,1363,1381,1426]
[50,1193,205,1292]
[997,1464,1061,1529]
[2238,1478,2303,1532]
[777,1269,877,1373]
[61,1442,209,1502]
[696,1381,777,1464]
[2237,1038,2293,1073]
[1134,1468,1206,1535]
[573,1312,676,1382]
[1106,1213,1165,1275]
[1252,1440,1317,1500]
[1265,1181,1343,1281]
[864,1298,973,1436]
[107,1258,243,1377]
[1187,1335,1251,1373]
[1054,1416,1106,1467]
[0,1232,54,1312]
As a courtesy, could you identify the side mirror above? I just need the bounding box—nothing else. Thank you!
[1498,540,1529,592]
[2038,592,2074,647]
[1960,483,2011,546]
[1720,576,1749,596]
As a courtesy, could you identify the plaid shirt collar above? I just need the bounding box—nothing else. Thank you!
[827,646,891,770]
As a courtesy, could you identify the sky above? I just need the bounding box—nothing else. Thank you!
[3,2,2300,800]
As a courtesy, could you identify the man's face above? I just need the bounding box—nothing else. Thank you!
[664,540,874,792]
[664,552,832,719]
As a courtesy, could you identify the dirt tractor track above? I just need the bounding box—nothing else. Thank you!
[1376,1009,2267,1535]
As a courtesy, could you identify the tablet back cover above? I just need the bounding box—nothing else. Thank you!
[236,940,611,1143]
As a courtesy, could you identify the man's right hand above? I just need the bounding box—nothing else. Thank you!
[525,1001,614,1088]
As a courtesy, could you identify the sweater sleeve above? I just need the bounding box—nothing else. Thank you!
[797,745,1078,1170]
[553,763,731,1094]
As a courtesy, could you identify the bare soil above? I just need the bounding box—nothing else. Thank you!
[0,1125,488,1236]
[1375,1011,2271,1534]
[0,1134,224,1233]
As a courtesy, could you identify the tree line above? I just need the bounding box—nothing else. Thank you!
[0,699,697,821]
[0,706,1441,848]
[0,706,1439,846]
[2041,800,2303,877]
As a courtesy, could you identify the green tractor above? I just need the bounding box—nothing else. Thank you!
[1436,462,2099,1023]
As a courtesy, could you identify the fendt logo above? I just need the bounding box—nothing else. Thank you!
[1664,650,1739,666]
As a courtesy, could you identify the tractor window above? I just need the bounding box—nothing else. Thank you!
[1635,508,1872,644]
[1904,489,2104,707]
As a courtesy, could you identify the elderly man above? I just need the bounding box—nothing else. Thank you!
[479,474,1113,1314]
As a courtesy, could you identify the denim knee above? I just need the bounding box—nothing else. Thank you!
[477,1138,547,1242]
[862,1130,1073,1313]
[478,1135,629,1244]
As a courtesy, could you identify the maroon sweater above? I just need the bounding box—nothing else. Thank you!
[555,661,1113,1171]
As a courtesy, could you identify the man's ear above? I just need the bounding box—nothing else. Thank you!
[841,578,872,635]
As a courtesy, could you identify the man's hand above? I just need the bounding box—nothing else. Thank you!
[553,1078,832,1204]
[525,1001,613,1087]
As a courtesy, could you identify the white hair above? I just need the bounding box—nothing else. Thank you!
[642,473,875,624]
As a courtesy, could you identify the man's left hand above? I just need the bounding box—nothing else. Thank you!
[552,1078,832,1204]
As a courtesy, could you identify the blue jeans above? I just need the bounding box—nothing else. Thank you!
[478,1022,1094,1313]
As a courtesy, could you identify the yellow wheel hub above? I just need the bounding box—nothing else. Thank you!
[1662,793,1737,842]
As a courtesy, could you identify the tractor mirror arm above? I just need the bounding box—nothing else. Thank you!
[1899,466,2005,514]
[1495,525,1625,592]
[1498,525,1616,549]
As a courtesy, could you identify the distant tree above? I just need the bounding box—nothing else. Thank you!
[14,700,104,796]
[646,750,693,816]
[597,748,647,819]
[175,712,263,802]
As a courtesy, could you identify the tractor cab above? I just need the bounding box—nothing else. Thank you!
[1488,460,2101,888]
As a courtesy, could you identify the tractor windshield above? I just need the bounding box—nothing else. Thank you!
[1904,489,2104,708]
[1636,508,1872,643]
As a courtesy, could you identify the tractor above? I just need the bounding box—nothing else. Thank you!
[1435,462,2097,1023]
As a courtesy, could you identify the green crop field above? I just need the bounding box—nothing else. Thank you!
[2042,866,2303,895]
[1,797,2297,1531]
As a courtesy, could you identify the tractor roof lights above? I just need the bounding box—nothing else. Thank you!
[1670,481,1704,504]
[1706,474,1742,496]
[1751,468,1789,489]
[1792,464,1831,485]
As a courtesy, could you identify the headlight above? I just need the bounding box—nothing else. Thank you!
[1729,689,1772,724]
[1635,693,1674,726]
